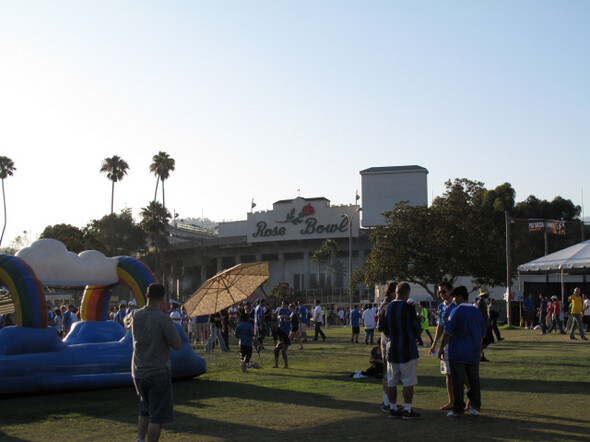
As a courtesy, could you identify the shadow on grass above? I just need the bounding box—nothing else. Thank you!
[418,375,590,395]
[170,399,590,441]
[0,432,28,441]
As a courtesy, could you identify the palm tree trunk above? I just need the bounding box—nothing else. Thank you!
[0,179,6,247]
[162,180,166,210]
[111,180,115,214]
[154,177,160,202]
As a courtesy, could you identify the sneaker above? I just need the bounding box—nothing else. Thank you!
[389,407,403,420]
[421,344,428,347]
[468,406,480,416]
[402,409,420,420]
[480,356,490,362]
[447,411,463,418]
[570,336,577,340]
[582,336,588,341]
[381,403,390,413]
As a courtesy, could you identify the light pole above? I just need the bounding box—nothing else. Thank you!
[343,206,361,314]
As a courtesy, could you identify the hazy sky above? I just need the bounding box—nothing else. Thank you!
[1,1,588,247]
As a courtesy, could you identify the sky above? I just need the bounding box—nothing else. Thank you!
[1,0,588,247]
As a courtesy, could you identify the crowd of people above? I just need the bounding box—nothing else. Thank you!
[523,289,589,339]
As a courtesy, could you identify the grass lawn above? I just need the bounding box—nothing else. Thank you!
[1,326,589,441]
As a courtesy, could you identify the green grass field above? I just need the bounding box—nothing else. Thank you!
[1,326,589,441]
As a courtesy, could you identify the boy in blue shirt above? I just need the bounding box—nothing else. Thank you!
[234,313,259,373]
[440,286,486,417]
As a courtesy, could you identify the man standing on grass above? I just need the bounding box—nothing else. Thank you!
[297,301,309,342]
[545,296,566,335]
[125,283,182,442]
[312,299,326,341]
[254,298,266,349]
[363,303,376,345]
[523,293,535,329]
[568,287,587,340]
[350,305,362,343]
[429,280,457,411]
[440,286,485,418]
[383,281,421,420]
[583,293,590,333]
[377,280,397,413]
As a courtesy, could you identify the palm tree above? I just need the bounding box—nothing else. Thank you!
[140,200,171,280]
[149,151,175,209]
[100,155,129,214]
[0,156,16,247]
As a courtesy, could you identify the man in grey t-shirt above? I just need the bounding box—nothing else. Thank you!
[125,283,182,442]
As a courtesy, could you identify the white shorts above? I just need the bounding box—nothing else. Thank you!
[387,358,418,387]
[299,322,307,333]
[440,344,451,375]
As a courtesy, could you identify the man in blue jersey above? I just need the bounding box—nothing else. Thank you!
[297,301,308,342]
[430,281,457,410]
[377,280,397,412]
[277,300,291,336]
[62,304,77,335]
[350,305,362,343]
[440,286,486,417]
[113,304,127,326]
[522,293,535,329]
[383,282,421,420]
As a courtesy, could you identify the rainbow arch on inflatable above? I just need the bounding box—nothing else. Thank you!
[0,255,47,328]
[0,254,156,327]
[80,256,156,321]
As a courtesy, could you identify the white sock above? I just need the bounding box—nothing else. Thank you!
[404,403,412,412]
[383,392,390,406]
[390,403,398,411]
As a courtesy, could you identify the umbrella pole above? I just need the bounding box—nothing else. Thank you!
[255,344,263,368]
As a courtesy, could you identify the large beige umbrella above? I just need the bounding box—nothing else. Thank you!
[183,262,270,317]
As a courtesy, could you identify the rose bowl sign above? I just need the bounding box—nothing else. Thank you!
[247,197,360,243]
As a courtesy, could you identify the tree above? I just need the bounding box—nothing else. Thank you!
[356,179,512,300]
[100,155,129,214]
[149,151,175,210]
[140,201,171,279]
[311,239,339,288]
[40,224,96,254]
[87,209,147,257]
[511,194,582,263]
[0,156,16,247]
[513,195,581,221]
[270,282,291,300]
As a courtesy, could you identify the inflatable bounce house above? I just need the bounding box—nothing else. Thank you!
[0,239,206,395]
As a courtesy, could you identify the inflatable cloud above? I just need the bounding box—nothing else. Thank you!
[16,239,118,286]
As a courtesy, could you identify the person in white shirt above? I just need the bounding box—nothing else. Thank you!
[169,304,182,324]
[362,303,376,345]
[312,299,326,341]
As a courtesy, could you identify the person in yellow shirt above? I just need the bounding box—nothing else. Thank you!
[568,288,587,340]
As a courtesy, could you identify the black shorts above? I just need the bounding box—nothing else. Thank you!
[134,373,174,424]
[352,326,360,334]
[240,345,253,361]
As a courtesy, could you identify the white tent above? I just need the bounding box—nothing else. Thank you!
[517,239,590,301]
[517,239,590,273]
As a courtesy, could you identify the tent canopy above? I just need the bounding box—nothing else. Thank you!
[517,239,590,273]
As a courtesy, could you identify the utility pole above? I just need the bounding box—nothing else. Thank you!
[505,211,512,327]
